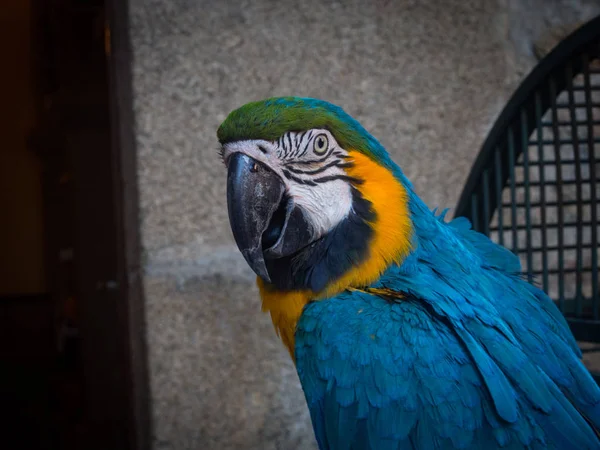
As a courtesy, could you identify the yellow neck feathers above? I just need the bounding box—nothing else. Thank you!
[259,150,413,359]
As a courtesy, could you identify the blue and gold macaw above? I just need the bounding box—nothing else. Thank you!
[218,97,600,449]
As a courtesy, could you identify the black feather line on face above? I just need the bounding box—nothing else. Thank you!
[285,134,293,157]
[283,150,342,167]
[265,187,375,292]
[282,169,318,186]
[292,132,305,157]
[284,159,350,176]
[313,174,364,185]
[277,135,285,158]
[298,130,314,158]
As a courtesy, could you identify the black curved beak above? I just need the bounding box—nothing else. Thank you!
[226,153,285,283]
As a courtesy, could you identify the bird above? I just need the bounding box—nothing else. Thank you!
[217,96,600,449]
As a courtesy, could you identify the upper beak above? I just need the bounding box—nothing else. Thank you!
[226,153,285,283]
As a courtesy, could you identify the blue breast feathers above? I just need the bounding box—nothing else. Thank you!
[295,201,600,450]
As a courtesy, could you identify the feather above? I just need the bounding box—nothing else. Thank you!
[222,97,600,449]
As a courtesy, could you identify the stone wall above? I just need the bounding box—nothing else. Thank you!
[129,1,600,448]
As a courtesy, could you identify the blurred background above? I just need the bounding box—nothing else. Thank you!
[1,0,599,449]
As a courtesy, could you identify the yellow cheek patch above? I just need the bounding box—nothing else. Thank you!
[258,150,413,360]
[320,150,413,297]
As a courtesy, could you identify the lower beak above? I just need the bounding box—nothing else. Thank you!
[226,153,285,283]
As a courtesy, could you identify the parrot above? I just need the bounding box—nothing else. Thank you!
[217,96,600,449]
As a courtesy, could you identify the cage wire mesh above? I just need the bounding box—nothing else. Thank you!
[488,57,600,320]
[456,18,600,339]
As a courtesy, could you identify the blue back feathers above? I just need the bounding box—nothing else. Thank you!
[295,183,600,449]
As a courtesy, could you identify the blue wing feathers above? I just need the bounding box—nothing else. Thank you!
[452,326,519,423]
[296,210,600,449]
[447,215,522,274]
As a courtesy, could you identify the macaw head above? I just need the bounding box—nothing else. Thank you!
[218,97,414,295]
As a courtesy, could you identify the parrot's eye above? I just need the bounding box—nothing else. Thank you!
[313,134,329,155]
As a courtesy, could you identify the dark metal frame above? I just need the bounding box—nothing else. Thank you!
[5,0,150,448]
[455,14,600,343]
[106,0,153,448]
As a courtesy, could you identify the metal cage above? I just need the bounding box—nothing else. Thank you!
[455,15,600,343]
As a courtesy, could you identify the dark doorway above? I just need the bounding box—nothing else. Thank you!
[0,1,150,449]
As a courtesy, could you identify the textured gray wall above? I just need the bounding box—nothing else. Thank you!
[129,1,600,449]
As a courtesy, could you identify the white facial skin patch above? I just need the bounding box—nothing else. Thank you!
[222,129,355,239]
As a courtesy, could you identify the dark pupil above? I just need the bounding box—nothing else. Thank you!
[318,138,324,148]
